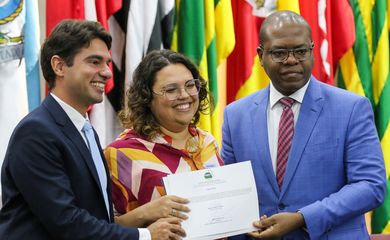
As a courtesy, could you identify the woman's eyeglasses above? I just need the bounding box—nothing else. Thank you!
[152,79,201,101]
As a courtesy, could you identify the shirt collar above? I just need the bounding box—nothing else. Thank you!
[50,93,88,131]
[269,78,311,109]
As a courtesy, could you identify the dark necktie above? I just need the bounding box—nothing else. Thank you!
[82,120,110,217]
[276,97,295,188]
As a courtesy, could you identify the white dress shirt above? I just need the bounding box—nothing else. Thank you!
[50,93,151,240]
[266,80,310,173]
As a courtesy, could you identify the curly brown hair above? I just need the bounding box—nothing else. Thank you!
[119,49,213,139]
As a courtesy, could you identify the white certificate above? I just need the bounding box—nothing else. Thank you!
[163,161,259,240]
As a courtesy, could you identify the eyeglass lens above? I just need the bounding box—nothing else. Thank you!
[270,47,312,62]
[163,79,200,100]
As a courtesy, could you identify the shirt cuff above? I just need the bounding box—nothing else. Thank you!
[297,210,308,233]
[138,228,151,240]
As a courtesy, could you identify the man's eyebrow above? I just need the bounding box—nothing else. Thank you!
[85,54,112,63]
[269,44,309,50]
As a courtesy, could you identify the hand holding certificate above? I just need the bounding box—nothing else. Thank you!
[163,161,259,240]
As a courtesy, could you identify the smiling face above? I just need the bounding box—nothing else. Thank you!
[52,38,112,114]
[150,63,199,132]
[258,16,314,96]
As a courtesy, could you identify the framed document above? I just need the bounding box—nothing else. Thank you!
[163,161,259,240]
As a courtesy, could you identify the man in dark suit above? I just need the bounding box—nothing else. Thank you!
[222,11,386,239]
[0,19,184,240]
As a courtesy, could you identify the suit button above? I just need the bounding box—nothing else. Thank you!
[278,203,285,210]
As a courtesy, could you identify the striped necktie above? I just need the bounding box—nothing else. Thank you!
[276,97,295,188]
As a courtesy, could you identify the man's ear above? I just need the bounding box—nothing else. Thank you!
[51,55,65,77]
[257,46,264,67]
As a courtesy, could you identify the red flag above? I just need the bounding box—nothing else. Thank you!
[95,0,122,30]
[46,0,85,35]
[94,0,122,93]
[329,0,355,68]
[300,0,354,85]
[226,0,264,103]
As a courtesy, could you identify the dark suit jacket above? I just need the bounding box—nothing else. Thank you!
[0,95,138,239]
[222,77,386,239]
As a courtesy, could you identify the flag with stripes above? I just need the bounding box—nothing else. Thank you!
[336,0,390,234]
[0,0,40,191]
[171,0,235,144]
[85,0,122,148]
[226,0,300,104]
[25,0,40,112]
[104,0,175,146]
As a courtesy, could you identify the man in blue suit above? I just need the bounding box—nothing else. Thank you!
[221,11,386,239]
[0,20,184,240]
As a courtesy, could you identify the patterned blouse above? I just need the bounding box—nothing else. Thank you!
[104,127,224,214]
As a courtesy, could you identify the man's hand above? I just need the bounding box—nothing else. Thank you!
[147,217,186,240]
[249,212,305,239]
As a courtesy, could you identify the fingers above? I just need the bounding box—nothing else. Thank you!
[171,201,191,213]
[163,216,183,224]
[258,215,274,229]
[148,217,185,240]
[163,217,186,239]
[168,195,190,204]
[248,231,261,238]
[250,214,272,239]
[253,215,268,228]
[169,221,186,237]
[256,225,276,239]
[169,209,188,220]
[162,195,190,220]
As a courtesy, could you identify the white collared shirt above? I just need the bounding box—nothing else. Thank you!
[50,93,89,145]
[267,79,310,173]
[50,93,151,240]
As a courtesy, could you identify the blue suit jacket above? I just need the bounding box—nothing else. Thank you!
[0,94,138,239]
[221,77,386,239]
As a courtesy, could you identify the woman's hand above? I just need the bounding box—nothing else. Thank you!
[116,195,190,227]
[141,195,190,223]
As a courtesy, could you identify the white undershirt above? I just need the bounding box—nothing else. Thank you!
[266,80,310,173]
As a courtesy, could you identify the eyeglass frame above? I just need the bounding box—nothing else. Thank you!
[259,42,314,63]
[152,79,202,101]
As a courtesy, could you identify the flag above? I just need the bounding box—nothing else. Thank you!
[0,0,42,191]
[338,0,390,233]
[226,0,300,105]
[46,0,85,34]
[101,0,175,147]
[85,0,123,148]
[214,0,235,136]
[0,0,28,175]
[25,0,40,112]
[172,0,235,144]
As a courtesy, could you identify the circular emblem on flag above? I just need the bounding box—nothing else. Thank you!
[0,0,23,24]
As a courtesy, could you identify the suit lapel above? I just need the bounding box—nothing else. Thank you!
[251,87,280,196]
[280,78,324,198]
[43,95,103,197]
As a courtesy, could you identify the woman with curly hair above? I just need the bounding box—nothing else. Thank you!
[105,49,223,229]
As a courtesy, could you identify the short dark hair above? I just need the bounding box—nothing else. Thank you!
[40,19,112,90]
[120,49,213,139]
